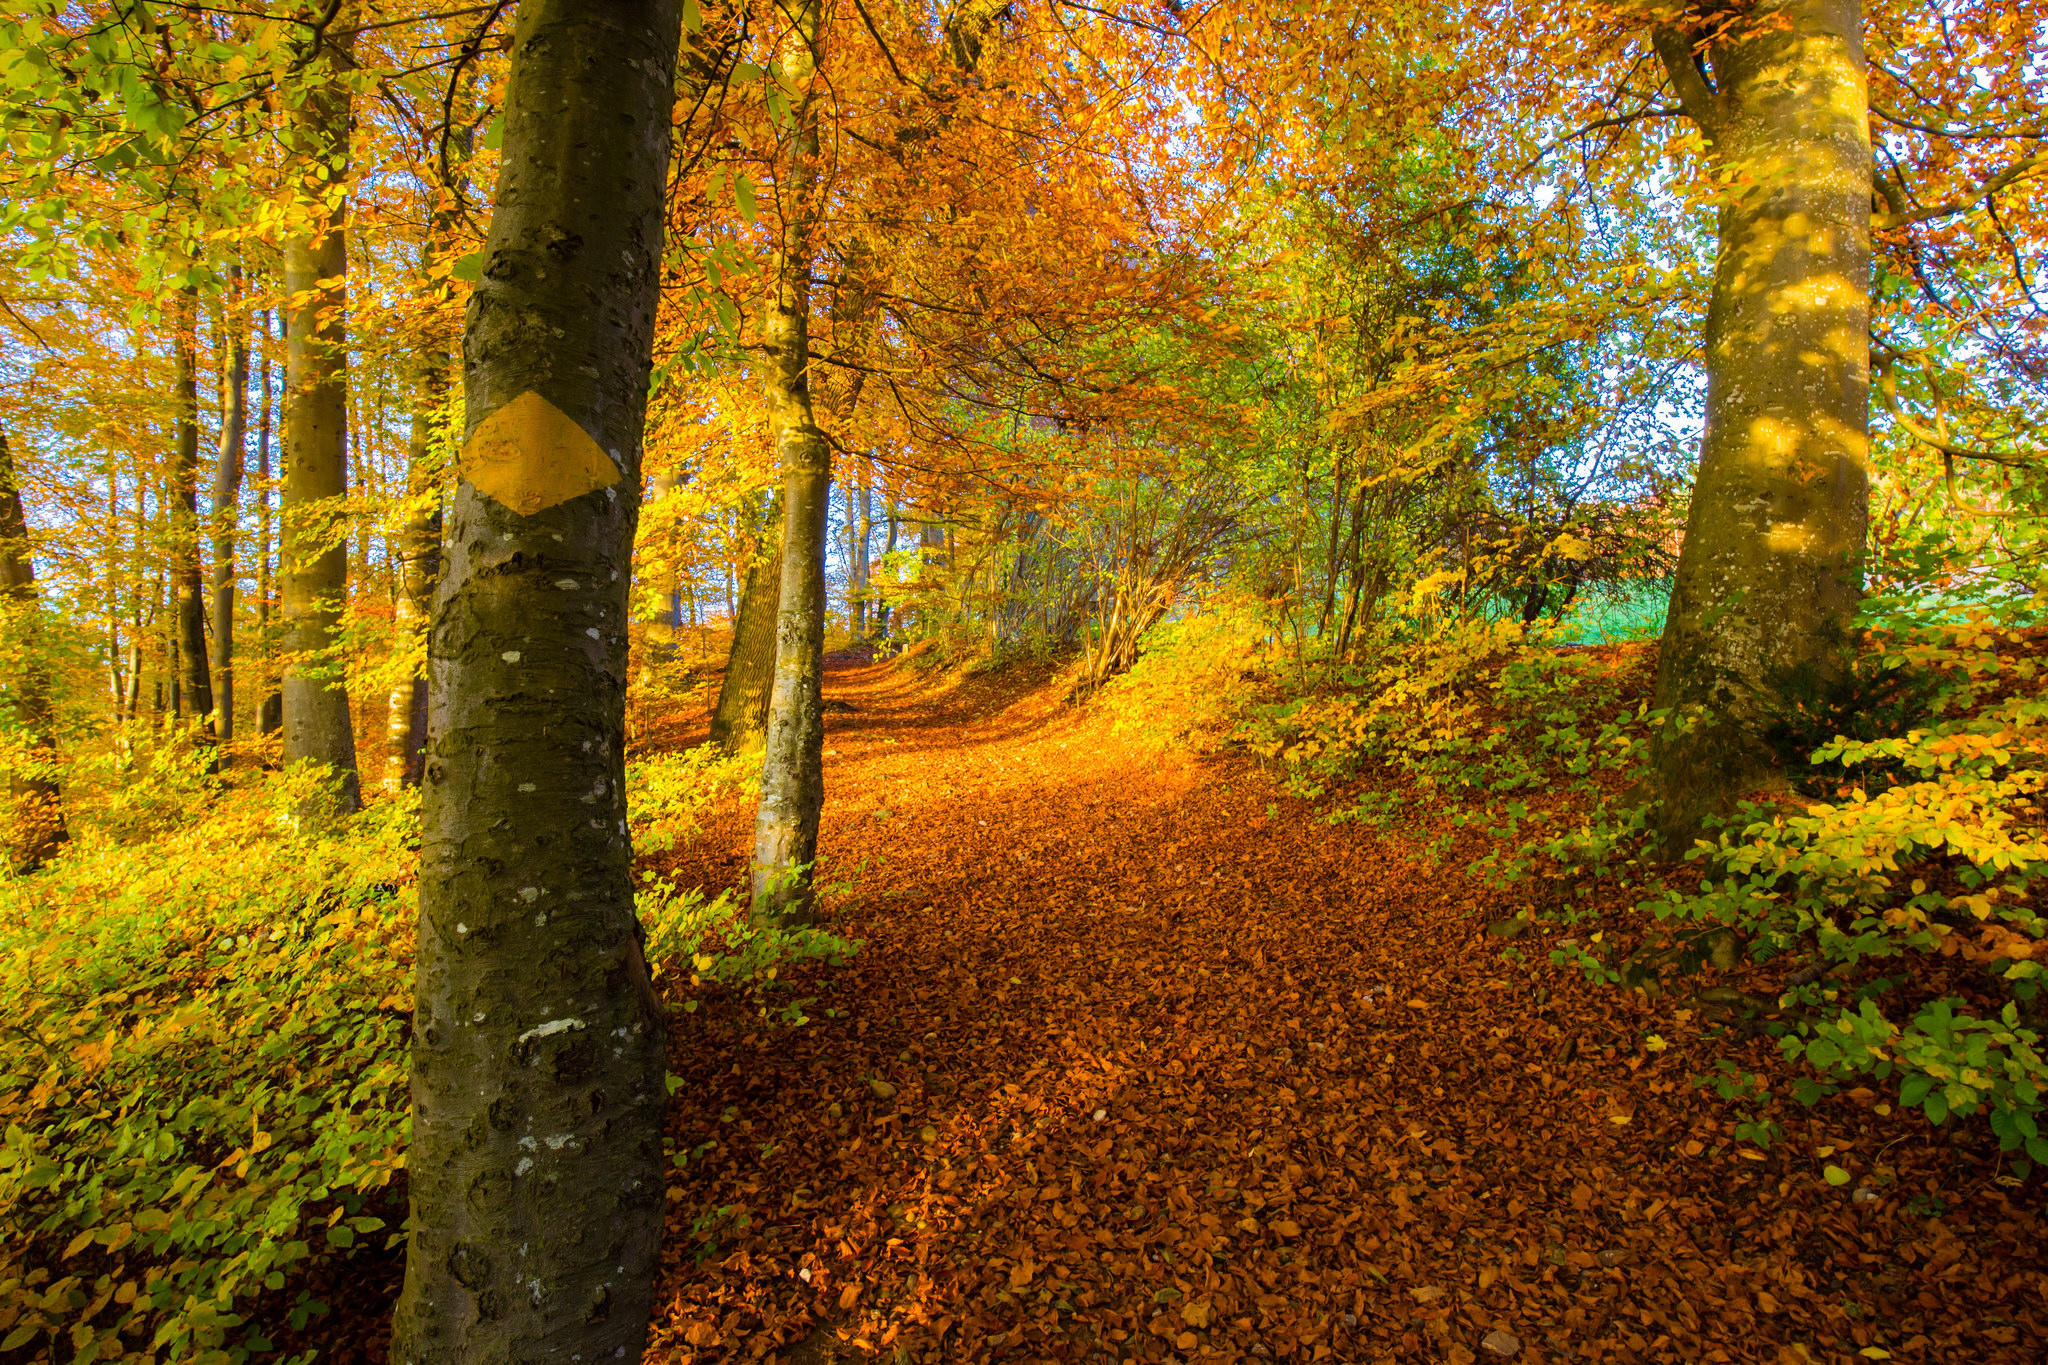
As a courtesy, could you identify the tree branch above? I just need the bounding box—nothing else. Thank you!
[1650,24,1720,139]
[1873,149,2048,230]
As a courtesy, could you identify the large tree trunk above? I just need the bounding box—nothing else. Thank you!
[751,0,831,922]
[211,282,249,754]
[1647,0,1872,847]
[171,286,216,734]
[389,0,685,1358]
[0,426,65,870]
[708,492,782,750]
[280,20,362,812]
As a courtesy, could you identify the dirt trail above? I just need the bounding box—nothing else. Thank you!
[648,655,2043,1365]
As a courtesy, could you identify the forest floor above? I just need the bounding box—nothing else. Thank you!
[312,649,2045,1364]
[630,651,2045,1365]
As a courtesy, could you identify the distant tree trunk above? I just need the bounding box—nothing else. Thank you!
[708,493,783,750]
[211,282,249,754]
[852,466,872,637]
[171,286,216,736]
[751,0,831,922]
[0,426,65,870]
[382,353,444,791]
[280,21,362,812]
[389,0,686,1358]
[103,451,124,723]
[384,160,462,794]
[1648,0,1871,846]
[877,499,899,633]
[255,310,282,736]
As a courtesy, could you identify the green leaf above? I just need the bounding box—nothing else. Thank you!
[450,252,483,283]
[733,172,756,224]
[482,113,504,151]
[1823,1164,1850,1186]
[683,0,703,31]
[2,1326,38,1351]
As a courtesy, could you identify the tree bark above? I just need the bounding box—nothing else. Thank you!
[211,280,250,753]
[171,286,216,734]
[1648,0,1872,847]
[0,426,65,870]
[389,0,685,1358]
[708,493,783,750]
[751,0,831,922]
[280,19,362,812]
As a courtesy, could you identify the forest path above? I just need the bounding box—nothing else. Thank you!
[644,654,2040,1365]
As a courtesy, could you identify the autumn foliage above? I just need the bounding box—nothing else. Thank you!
[2,0,2046,1361]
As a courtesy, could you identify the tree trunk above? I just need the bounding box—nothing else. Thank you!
[389,1,685,1358]
[280,22,362,812]
[211,282,250,753]
[255,310,282,736]
[751,0,830,922]
[383,352,444,791]
[852,467,872,637]
[878,499,899,633]
[708,494,783,750]
[0,426,65,870]
[385,171,461,793]
[171,286,216,735]
[1648,0,1872,846]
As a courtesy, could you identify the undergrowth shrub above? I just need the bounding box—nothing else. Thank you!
[1233,618,1651,838]
[1096,597,1277,750]
[1635,608,2048,1165]
[0,740,849,1362]
[0,768,415,1363]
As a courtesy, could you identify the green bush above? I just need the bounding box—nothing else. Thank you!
[0,769,415,1363]
[0,740,853,1362]
[1637,611,2048,1164]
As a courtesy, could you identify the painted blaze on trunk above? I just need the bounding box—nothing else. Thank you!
[390,2,684,1361]
[1648,0,1872,844]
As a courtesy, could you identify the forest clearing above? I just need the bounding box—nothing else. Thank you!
[2,0,2046,1362]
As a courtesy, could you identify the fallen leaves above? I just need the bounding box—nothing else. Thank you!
[631,655,2048,1364]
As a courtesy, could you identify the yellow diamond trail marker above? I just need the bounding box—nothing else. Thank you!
[460,390,620,515]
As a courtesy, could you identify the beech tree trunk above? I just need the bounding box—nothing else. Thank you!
[852,470,872,637]
[0,426,65,870]
[383,350,444,791]
[211,285,249,753]
[280,20,362,812]
[1648,0,1872,846]
[751,0,831,921]
[255,310,282,736]
[171,286,215,734]
[709,493,782,750]
[389,0,685,1358]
